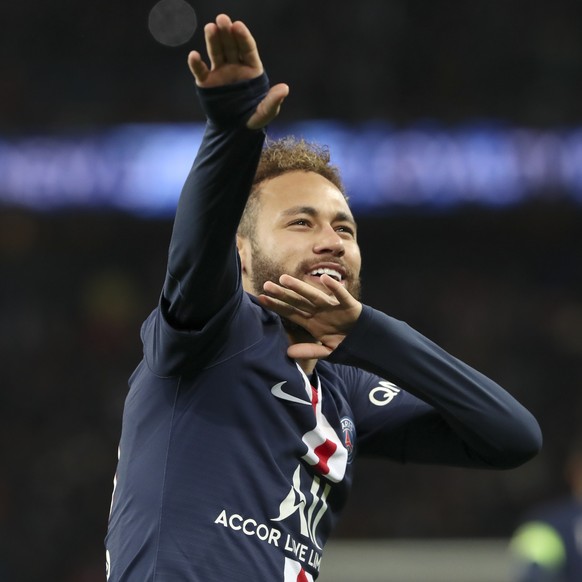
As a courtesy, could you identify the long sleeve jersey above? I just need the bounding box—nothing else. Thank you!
[105,73,542,582]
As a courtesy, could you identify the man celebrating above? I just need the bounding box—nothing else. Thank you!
[105,14,541,581]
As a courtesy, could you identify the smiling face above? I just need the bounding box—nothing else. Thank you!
[237,170,362,300]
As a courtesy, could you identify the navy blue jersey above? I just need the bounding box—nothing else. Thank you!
[105,74,542,581]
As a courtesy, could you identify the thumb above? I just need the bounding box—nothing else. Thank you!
[246,83,289,130]
[287,343,332,360]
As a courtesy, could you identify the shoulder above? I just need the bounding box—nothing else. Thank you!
[140,291,280,377]
[246,292,281,325]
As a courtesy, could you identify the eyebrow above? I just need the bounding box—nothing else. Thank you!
[280,205,357,228]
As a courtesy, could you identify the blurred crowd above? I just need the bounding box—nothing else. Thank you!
[2,0,582,130]
[1,202,581,580]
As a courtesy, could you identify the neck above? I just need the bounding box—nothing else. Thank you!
[285,328,318,376]
[295,356,317,376]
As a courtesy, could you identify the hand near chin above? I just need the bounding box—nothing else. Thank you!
[258,274,363,359]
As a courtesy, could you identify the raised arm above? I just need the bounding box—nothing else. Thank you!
[163,15,288,330]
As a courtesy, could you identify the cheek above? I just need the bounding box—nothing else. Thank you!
[347,246,362,273]
[266,233,308,262]
[278,252,304,275]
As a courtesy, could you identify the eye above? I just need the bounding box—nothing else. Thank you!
[335,225,355,237]
[289,219,311,227]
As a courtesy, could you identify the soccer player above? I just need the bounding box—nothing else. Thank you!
[105,14,542,581]
[510,438,582,581]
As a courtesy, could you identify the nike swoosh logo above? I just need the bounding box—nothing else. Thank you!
[271,381,311,406]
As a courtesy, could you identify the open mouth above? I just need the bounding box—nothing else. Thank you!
[307,267,345,284]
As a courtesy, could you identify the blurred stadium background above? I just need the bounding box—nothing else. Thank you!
[2,1,582,580]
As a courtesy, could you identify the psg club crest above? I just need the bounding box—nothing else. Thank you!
[340,417,356,464]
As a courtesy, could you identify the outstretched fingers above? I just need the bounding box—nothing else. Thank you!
[317,274,355,306]
[190,14,287,120]
[203,22,224,69]
[275,274,341,307]
[262,280,317,313]
[257,293,312,321]
[216,14,240,64]
[205,15,262,70]
[261,274,362,342]
[231,20,262,69]
[187,51,210,84]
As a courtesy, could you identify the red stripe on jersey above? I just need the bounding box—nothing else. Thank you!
[310,385,318,413]
[297,567,309,582]
[312,439,338,475]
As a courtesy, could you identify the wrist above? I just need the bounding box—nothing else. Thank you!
[196,73,270,128]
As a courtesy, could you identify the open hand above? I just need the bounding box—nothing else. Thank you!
[259,274,363,360]
[187,14,289,129]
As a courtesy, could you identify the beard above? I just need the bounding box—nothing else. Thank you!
[248,241,361,337]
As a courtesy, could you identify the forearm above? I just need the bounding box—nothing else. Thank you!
[329,305,542,468]
[163,75,269,329]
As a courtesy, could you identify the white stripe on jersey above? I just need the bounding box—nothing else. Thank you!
[296,365,347,483]
[283,556,314,582]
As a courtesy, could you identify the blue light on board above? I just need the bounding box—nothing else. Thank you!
[1,122,581,215]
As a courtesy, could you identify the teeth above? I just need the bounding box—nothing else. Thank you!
[309,268,342,281]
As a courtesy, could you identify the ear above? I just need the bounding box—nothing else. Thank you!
[236,234,251,275]
[237,234,255,294]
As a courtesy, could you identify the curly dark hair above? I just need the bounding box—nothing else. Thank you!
[237,137,347,239]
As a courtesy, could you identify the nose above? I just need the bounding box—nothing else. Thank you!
[313,225,345,257]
